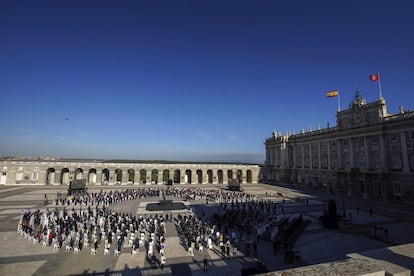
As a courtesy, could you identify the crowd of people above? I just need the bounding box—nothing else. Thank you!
[18,203,168,259]
[17,186,301,271]
[54,188,161,207]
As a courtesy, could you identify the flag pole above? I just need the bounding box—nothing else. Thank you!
[377,72,383,99]
[337,89,341,112]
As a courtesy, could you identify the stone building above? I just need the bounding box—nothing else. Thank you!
[0,159,260,186]
[263,92,414,203]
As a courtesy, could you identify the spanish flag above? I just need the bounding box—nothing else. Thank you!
[326,89,339,97]
[369,73,379,81]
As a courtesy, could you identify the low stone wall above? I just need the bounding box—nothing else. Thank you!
[264,243,414,276]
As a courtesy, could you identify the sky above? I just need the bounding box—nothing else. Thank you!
[1,0,413,163]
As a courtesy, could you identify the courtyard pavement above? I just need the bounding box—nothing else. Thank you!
[0,183,413,276]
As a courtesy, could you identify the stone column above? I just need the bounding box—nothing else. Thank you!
[364,136,371,169]
[267,147,272,167]
[281,143,286,168]
[301,144,305,169]
[292,145,296,169]
[268,147,272,166]
[309,143,312,168]
[327,141,331,169]
[318,142,321,169]
[337,139,343,168]
[400,132,410,173]
[349,138,355,168]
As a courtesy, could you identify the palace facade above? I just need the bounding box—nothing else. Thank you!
[0,159,260,186]
[263,92,414,203]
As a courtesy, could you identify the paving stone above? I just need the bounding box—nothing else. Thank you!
[0,184,413,276]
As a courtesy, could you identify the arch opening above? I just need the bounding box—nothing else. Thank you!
[207,170,213,184]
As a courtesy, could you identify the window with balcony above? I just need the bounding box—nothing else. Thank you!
[391,153,402,170]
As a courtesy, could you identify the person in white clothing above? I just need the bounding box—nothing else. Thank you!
[207,237,212,250]
[160,254,166,270]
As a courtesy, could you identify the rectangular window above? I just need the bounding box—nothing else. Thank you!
[391,154,402,170]
[394,181,401,194]
[31,172,38,181]
[375,157,381,168]
[16,172,24,181]
[312,157,319,168]
[331,156,337,169]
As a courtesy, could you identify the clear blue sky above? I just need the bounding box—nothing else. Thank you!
[1,0,413,163]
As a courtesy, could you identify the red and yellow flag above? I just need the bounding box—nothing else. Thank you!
[326,89,339,97]
[369,73,379,81]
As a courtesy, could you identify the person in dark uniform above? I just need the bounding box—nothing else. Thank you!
[150,254,157,269]
[203,255,208,272]
[226,240,231,257]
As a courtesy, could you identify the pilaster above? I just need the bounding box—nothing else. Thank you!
[134,171,140,185]
[380,134,389,171]
[158,172,163,185]
[301,144,305,169]
[349,138,355,168]
[109,171,115,185]
[95,171,102,185]
[318,142,321,169]
[309,143,312,168]
[338,139,343,168]
[121,170,128,185]
[327,141,331,169]
[292,145,296,169]
[400,132,410,173]
[364,136,371,169]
